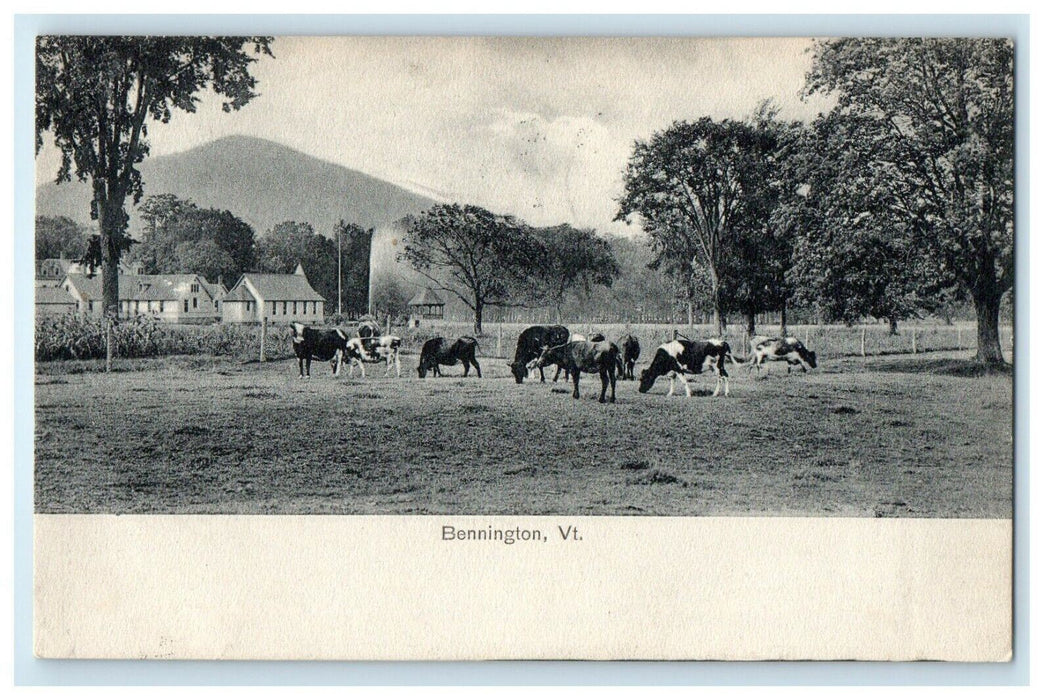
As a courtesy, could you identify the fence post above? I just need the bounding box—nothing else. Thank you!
[861,327,866,357]
[911,328,917,354]
[105,314,114,373]
[259,315,267,363]
[957,327,962,351]
[386,314,391,335]
[805,327,809,346]
[497,323,503,357]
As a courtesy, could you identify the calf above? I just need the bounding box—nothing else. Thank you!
[509,325,570,383]
[344,335,402,378]
[417,336,482,378]
[289,322,348,378]
[638,339,732,397]
[531,340,620,403]
[749,336,817,374]
[616,334,641,380]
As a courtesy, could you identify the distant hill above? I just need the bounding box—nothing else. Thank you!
[35,135,437,238]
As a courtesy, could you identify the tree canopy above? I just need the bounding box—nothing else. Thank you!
[35,215,90,260]
[529,224,619,321]
[400,203,537,333]
[135,194,256,284]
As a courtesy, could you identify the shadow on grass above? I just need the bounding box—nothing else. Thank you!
[865,356,1013,377]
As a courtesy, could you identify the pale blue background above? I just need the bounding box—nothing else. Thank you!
[14,13,1029,685]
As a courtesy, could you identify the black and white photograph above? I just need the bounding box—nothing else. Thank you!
[28,32,1018,662]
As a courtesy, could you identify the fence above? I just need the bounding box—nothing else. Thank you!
[35,314,1014,365]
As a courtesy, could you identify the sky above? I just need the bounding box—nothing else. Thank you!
[35,36,834,234]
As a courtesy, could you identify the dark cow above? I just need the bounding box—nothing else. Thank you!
[639,339,733,397]
[531,340,620,403]
[344,335,403,377]
[417,336,482,378]
[290,322,348,378]
[749,335,818,373]
[508,325,570,384]
[616,334,641,380]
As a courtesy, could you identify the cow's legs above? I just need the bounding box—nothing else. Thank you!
[608,366,616,403]
[667,373,676,396]
[333,349,343,377]
[469,357,481,378]
[679,372,692,397]
[394,352,401,377]
[298,357,304,378]
[539,365,546,383]
[599,368,608,403]
[572,369,581,399]
[305,357,311,378]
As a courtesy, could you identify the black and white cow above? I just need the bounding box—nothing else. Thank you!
[748,336,818,374]
[289,322,348,378]
[532,340,620,403]
[509,325,570,383]
[344,335,403,378]
[638,339,733,397]
[616,334,641,380]
[417,336,482,378]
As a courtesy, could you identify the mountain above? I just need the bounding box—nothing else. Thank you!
[35,135,437,238]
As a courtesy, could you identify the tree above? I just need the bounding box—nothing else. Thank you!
[783,115,947,334]
[258,221,339,312]
[616,117,775,334]
[807,38,1013,364]
[530,224,619,321]
[400,203,536,333]
[35,215,90,260]
[136,194,256,283]
[35,36,273,329]
[333,220,373,318]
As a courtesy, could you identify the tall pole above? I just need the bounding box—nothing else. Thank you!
[337,224,343,318]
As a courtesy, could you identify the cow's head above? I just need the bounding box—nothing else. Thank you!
[508,360,527,384]
[803,348,818,368]
[639,348,675,393]
[417,359,429,379]
[638,365,658,393]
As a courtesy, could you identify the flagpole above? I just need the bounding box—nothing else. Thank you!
[337,223,342,318]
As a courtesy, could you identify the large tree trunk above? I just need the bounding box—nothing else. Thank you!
[779,301,788,337]
[99,196,126,372]
[745,310,756,338]
[710,268,726,337]
[973,286,1005,365]
[473,302,483,335]
[888,316,899,336]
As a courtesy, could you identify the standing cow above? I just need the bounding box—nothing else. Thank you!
[508,325,570,383]
[639,339,733,397]
[344,335,403,378]
[531,340,620,403]
[616,334,641,380]
[748,336,818,374]
[289,322,348,378]
[417,336,482,378]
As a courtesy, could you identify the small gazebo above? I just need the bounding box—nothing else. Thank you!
[408,288,445,325]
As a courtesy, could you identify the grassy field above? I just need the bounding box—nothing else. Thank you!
[34,349,1013,517]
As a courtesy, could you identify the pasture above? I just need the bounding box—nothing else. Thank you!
[34,349,1013,517]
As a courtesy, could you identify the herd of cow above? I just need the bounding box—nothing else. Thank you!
[288,321,818,403]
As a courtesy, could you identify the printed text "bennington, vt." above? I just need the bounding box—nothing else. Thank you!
[442,524,583,544]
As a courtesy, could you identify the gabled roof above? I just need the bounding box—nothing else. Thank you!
[64,273,181,302]
[223,284,255,302]
[36,286,77,305]
[408,288,445,306]
[202,280,226,299]
[241,273,326,302]
[36,258,74,278]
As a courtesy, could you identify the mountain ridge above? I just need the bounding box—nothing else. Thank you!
[35,135,438,238]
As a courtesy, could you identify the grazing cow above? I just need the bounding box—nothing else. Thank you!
[289,322,348,378]
[638,339,733,397]
[749,336,818,373]
[616,334,641,380]
[417,336,482,378]
[344,335,403,378]
[508,325,570,383]
[532,340,620,403]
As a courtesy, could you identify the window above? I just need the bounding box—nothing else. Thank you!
[88,300,93,312]
[184,300,189,313]
[312,301,317,315]
[272,301,277,316]
[193,297,198,309]
[134,300,140,314]
[292,302,297,315]
[283,301,287,315]
[191,283,199,293]
[214,300,219,311]
[160,301,165,312]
